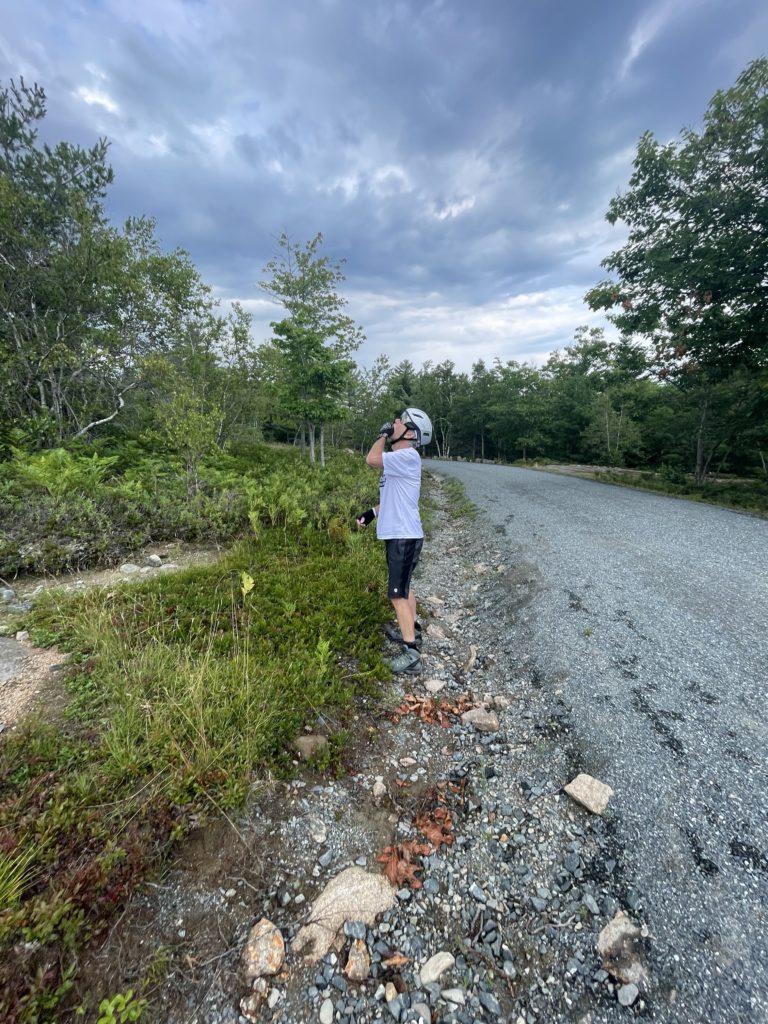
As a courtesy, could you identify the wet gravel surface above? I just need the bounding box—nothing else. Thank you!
[425,460,768,1024]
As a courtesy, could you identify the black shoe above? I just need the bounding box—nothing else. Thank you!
[384,622,423,650]
[390,645,422,674]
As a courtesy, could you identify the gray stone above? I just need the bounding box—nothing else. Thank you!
[618,983,639,1006]
[583,894,600,916]
[479,991,501,1015]
[119,562,140,574]
[146,554,163,567]
[1,588,16,604]
[469,882,486,902]
[320,997,334,1024]
[412,1002,431,1024]
[158,562,179,571]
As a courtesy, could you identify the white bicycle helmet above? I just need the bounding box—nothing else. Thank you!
[401,407,432,447]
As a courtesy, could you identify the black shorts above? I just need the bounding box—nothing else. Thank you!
[385,538,423,599]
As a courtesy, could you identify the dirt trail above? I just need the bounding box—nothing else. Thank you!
[71,477,642,1024]
[0,541,224,734]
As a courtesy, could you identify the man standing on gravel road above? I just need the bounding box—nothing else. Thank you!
[356,409,433,675]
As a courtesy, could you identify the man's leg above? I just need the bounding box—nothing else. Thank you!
[391,596,416,644]
[407,588,417,630]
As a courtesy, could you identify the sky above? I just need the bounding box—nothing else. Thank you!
[2,0,767,370]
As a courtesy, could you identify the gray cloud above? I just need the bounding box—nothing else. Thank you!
[2,0,767,367]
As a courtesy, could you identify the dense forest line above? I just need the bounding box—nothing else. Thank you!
[2,61,767,510]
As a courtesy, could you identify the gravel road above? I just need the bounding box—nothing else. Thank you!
[425,460,768,1024]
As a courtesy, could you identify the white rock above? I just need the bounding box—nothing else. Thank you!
[15,630,29,643]
[320,998,334,1024]
[424,678,446,694]
[460,707,500,733]
[146,554,163,567]
[420,951,455,986]
[267,988,281,1009]
[293,867,396,961]
[384,982,398,1002]
[119,563,140,574]
[308,816,328,844]
[597,911,648,986]
[158,562,179,571]
[564,773,614,815]
[372,779,387,801]
[441,988,466,1005]
[1,588,16,603]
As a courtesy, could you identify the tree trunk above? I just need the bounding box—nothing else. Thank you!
[308,422,316,465]
[695,398,708,485]
[759,449,767,480]
[481,433,485,461]
[319,423,326,467]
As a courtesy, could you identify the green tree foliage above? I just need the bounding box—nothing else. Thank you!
[260,234,363,464]
[0,79,263,453]
[586,59,768,481]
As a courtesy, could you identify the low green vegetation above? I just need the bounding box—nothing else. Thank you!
[442,476,477,520]
[593,468,768,516]
[0,448,391,1022]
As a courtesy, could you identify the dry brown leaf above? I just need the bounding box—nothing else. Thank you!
[414,805,454,850]
[376,841,431,889]
[383,952,411,968]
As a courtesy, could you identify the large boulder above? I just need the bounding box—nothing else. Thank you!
[293,867,395,961]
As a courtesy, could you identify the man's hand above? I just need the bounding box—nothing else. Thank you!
[356,508,376,527]
[378,422,395,438]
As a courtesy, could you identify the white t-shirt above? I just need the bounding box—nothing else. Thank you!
[376,447,423,539]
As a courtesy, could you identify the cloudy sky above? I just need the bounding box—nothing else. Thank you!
[2,1,767,369]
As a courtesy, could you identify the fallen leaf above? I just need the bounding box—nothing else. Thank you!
[376,841,431,888]
[414,805,454,849]
[383,952,411,968]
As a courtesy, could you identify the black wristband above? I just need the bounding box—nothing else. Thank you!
[357,508,376,526]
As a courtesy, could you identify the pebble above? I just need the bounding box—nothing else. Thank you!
[319,997,334,1023]
[419,950,455,986]
[618,983,639,1006]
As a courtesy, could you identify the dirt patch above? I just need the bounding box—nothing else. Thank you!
[0,638,69,733]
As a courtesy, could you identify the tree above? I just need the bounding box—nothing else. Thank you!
[260,233,364,356]
[586,59,768,480]
[270,318,354,466]
[582,393,643,466]
[0,78,226,448]
[260,234,363,462]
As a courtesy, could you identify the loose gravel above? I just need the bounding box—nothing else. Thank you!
[426,460,768,1024]
[89,472,652,1024]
